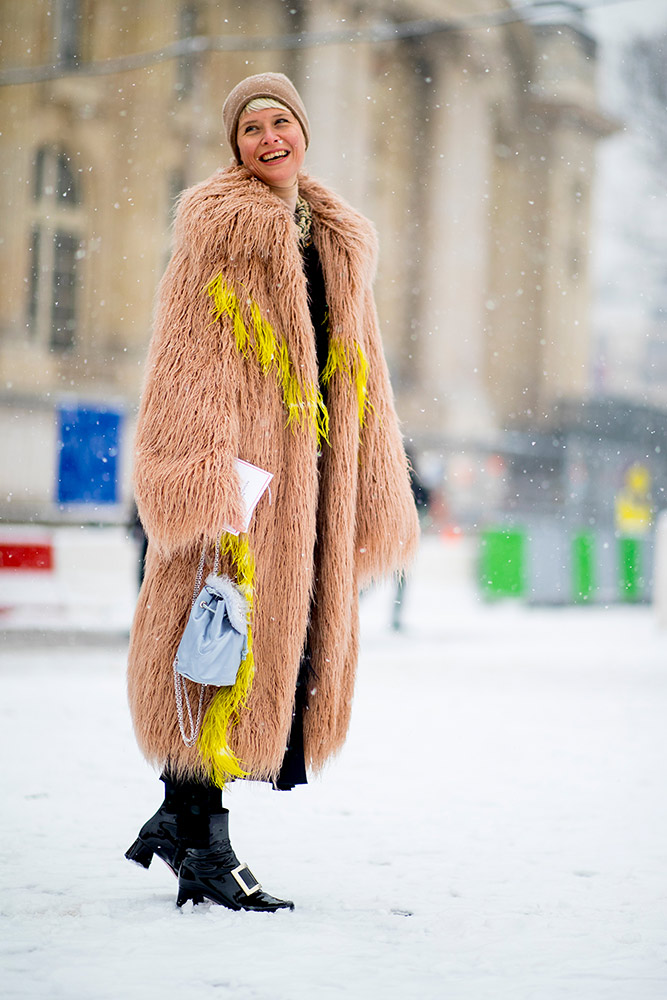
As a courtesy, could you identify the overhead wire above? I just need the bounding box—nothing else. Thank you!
[0,0,642,87]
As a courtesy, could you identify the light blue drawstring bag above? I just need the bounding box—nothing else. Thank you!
[173,544,250,748]
[175,573,248,686]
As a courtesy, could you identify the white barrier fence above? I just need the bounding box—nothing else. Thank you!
[0,525,138,632]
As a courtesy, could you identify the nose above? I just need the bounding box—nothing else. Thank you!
[261,127,282,145]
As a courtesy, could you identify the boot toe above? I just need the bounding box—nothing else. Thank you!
[242,889,295,912]
[177,852,294,912]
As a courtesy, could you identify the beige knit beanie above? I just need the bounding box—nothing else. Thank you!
[222,72,310,164]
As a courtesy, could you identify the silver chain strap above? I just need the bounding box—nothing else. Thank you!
[173,539,220,747]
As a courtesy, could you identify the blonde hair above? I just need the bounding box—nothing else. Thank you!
[241,97,290,115]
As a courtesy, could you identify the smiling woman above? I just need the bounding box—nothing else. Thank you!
[236,104,306,201]
[125,71,419,914]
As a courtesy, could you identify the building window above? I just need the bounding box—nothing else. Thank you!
[33,148,46,201]
[34,146,79,203]
[27,146,84,351]
[52,232,79,350]
[55,0,83,68]
[56,152,79,203]
[27,226,41,330]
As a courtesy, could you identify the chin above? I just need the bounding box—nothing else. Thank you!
[262,171,297,187]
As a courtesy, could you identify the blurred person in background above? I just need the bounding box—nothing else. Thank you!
[392,450,431,631]
[124,73,419,912]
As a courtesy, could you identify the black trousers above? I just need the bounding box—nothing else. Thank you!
[163,645,312,807]
[272,646,312,790]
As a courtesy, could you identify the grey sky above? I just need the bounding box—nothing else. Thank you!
[585,0,667,40]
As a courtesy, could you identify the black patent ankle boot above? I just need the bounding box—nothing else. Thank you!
[125,774,210,876]
[125,801,181,875]
[176,811,295,912]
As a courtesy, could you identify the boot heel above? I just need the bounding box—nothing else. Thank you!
[177,885,205,907]
[125,838,154,869]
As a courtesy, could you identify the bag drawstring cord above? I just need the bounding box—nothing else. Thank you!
[173,539,220,748]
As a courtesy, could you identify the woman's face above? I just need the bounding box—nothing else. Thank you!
[237,106,306,188]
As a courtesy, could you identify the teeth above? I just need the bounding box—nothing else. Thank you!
[261,150,288,161]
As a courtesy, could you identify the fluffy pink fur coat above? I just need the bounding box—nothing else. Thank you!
[127,165,419,783]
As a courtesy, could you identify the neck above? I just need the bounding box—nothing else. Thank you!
[269,179,299,213]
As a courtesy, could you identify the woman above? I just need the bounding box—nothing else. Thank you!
[125,73,419,912]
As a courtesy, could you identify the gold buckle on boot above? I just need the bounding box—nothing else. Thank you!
[230,863,262,896]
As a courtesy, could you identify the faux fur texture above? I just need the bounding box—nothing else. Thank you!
[203,574,248,636]
[127,165,420,784]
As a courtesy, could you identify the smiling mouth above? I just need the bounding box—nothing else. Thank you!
[259,149,289,162]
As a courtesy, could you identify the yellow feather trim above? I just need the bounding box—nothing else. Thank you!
[321,337,372,428]
[250,301,277,373]
[207,274,250,357]
[207,279,373,444]
[207,277,332,444]
[354,341,372,428]
[197,533,256,787]
[320,338,352,386]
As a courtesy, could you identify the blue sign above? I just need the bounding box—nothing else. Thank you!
[57,405,122,504]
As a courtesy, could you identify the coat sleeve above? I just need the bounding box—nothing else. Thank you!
[354,287,420,586]
[133,244,244,558]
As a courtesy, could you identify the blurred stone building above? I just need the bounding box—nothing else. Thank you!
[0,0,614,525]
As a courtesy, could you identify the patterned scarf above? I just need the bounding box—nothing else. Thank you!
[294,195,312,248]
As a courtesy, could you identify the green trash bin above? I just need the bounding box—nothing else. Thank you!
[619,536,643,602]
[572,531,595,603]
[479,529,525,598]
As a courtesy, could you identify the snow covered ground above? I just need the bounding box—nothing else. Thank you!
[2,536,666,1000]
